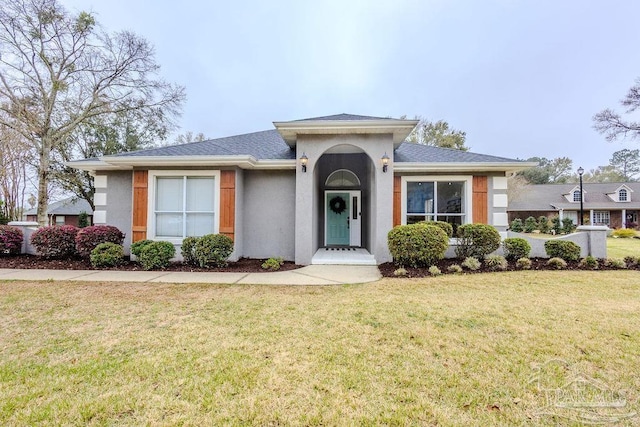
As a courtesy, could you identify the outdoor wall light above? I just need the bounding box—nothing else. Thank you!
[381,152,390,173]
[300,153,308,172]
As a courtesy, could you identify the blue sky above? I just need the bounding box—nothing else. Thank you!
[60,0,640,171]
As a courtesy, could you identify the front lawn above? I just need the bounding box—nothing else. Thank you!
[1,272,639,425]
[608,236,640,258]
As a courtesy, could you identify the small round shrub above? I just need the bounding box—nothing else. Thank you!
[75,225,125,258]
[261,257,284,271]
[603,258,627,269]
[544,240,581,261]
[180,236,200,265]
[388,223,449,268]
[624,256,640,267]
[428,266,442,276]
[579,256,599,270]
[611,229,637,238]
[427,220,453,238]
[461,256,481,271]
[524,216,538,233]
[393,267,408,277]
[503,237,531,261]
[447,264,463,274]
[194,234,234,268]
[510,218,523,232]
[485,255,508,271]
[138,241,176,270]
[547,257,567,270]
[516,257,532,270]
[455,224,501,259]
[90,242,124,268]
[130,239,154,257]
[31,225,79,258]
[0,225,23,255]
[537,216,550,234]
[561,217,576,234]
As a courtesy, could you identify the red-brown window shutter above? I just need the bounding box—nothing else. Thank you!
[219,170,236,241]
[132,170,148,242]
[393,175,401,226]
[472,176,488,224]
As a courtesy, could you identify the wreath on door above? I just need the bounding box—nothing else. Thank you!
[329,196,347,215]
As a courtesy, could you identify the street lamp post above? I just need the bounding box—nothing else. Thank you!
[578,167,584,225]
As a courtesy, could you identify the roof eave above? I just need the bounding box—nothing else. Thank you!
[87,155,296,170]
[393,161,537,173]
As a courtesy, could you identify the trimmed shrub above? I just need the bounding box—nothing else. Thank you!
[611,228,637,238]
[551,216,562,235]
[194,234,234,268]
[537,216,550,234]
[502,237,531,261]
[579,256,599,270]
[262,257,284,271]
[90,242,124,268]
[544,240,581,261]
[485,255,508,271]
[180,236,200,265]
[428,266,442,276]
[78,211,89,228]
[510,218,523,233]
[524,216,538,233]
[603,258,627,269]
[138,241,176,270]
[447,264,463,274]
[388,223,449,268]
[31,225,79,258]
[624,256,640,267]
[461,256,481,271]
[75,225,125,258]
[547,257,567,270]
[427,220,453,238]
[561,217,576,234]
[455,224,501,259]
[0,225,23,255]
[131,239,154,257]
[394,267,408,277]
[516,257,532,270]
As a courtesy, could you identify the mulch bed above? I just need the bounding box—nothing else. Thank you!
[378,258,639,278]
[0,254,300,273]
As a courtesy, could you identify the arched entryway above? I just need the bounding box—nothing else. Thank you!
[324,169,361,247]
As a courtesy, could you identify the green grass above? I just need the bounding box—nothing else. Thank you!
[608,236,640,259]
[1,273,639,425]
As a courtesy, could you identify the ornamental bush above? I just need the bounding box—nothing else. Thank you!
[130,239,154,257]
[90,243,124,268]
[561,217,576,234]
[461,256,481,271]
[447,264,463,274]
[510,218,523,232]
[537,216,550,234]
[611,228,637,238]
[387,223,449,268]
[428,266,442,276]
[516,257,532,270]
[75,225,125,258]
[261,257,284,271]
[551,216,562,235]
[428,220,453,238]
[180,236,200,265]
[502,237,531,261]
[603,258,627,269]
[0,225,23,255]
[524,216,538,233]
[485,254,508,271]
[579,256,599,270]
[31,225,79,258]
[455,224,501,259]
[544,240,581,261]
[193,234,234,268]
[547,257,567,270]
[138,241,176,270]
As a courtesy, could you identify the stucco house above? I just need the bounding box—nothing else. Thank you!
[70,114,533,265]
[508,182,640,229]
[23,197,93,227]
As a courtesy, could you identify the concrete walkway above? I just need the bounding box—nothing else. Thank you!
[0,264,381,285]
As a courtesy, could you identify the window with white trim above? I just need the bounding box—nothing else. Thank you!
[149,171,220,240]
[55,216,65,225]
[593,211,610,226]
[402,176,471,232]
[619,188,628,202]
[572,190,582,202]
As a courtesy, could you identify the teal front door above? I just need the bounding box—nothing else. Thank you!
[326,192,350,246]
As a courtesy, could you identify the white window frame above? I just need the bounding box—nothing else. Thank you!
[593,210,610,226]
[55,215,65,225]
[573,190,582,202]
[618,189,628,202]
[400,175,473,226]
[147,170,221,244]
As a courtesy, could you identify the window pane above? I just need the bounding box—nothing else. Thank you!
[156,213,183,237]
[186,177,215,211]
[407,182,434,214]
[186,213,215,237]
[436,215,464,234]
[437,182,464,213]
[156,177,183,211]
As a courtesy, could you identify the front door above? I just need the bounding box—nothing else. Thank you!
[325,191,361,246]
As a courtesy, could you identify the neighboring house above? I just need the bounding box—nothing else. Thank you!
[69,114,533,265]
[508,182,640,229]
[24,197,93,227]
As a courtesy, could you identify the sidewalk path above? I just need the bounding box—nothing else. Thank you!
[0,265,381,285]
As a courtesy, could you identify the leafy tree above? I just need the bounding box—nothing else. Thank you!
[518,157,573,184]
[403,116,469,151]
[593,77,640,141]
[581,165,626,183]
[0,0,185,225]
[609,148,640,181]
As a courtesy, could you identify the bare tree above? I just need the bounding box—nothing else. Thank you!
[173,131,207,145]
[593,77,640,141]
[0,123,30,221]
[0,0,185,224]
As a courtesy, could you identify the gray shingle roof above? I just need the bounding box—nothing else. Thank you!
[394,142,524,163]
[24,197,93,216]
[509,182,640,211]
[291,113,393,121]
